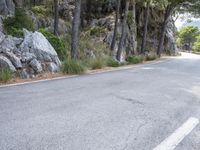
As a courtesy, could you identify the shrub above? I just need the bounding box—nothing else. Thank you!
[78,37,110,59]
[127,55,144,64]
[38,28,67,60]
[90,27,106,37]
[89,58,105,70]
[3,8,33,37]
[193,35,200,52]
[106,58,120,67]
[61,59,85,74]
[0,68,12,83]
[145,54,158,61]
[32,6,51,17]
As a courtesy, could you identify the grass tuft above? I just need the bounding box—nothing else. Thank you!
[0,68,12,83]
[61,59,85,74]
[127,55,144,64]
[89,58,105,70]
[145,53,158,61]
[106,58,120,67]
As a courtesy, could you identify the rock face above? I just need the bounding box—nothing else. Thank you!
[0,0,15,15]
[20,29,61,65]
[0,55,16,71]
[0,30,61,79]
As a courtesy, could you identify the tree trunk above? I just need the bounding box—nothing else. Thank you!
[132,0,137,55]
[116,1,129,61]
[157,6,172,56]
[54,0,59,36]
[33,0,36,6]
[71,0,81,59]
[111,0,121,51]
[141,2,150,54]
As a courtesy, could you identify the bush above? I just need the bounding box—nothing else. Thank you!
[106,58,120,67]
[145,54,158,61]
[127,55,144,64]
[32,6,51,17]
[0,68,12,83]
[90,27,106,37]
[3,8,33,37]
[193,35,200,52]
[89,58,105,70]
[61,59,85,74]
[38,28,67,60]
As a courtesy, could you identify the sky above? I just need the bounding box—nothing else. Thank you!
[175,14,200,30]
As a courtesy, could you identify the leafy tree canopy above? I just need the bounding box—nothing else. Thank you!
[177,25,199,45]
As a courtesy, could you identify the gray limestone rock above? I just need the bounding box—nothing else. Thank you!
[29,59,42,73]
[0,55,16,72]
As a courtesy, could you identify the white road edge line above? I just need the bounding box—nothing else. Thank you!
[0,60,167,88]
[153,117,199,150]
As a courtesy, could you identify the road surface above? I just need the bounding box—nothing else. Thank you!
[0,52,200,150]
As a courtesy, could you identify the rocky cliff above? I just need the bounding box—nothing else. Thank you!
[0,29,61,79]
[0,0,62,79]
[0,0,178,79]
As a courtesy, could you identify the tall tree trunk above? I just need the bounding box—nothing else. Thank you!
[132,0,137,55]
[111,0,121,51]
[33,0,36,6]
[157,6,172,56]
[141,2,150,54]
[116,1,129,61]
[71,0,81,59]
[54,0,59,36]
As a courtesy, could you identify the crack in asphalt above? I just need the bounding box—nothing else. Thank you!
[115,95,144,105]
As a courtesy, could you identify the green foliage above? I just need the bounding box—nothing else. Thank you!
[89,58,105,70]
[177,26,199,46]
[78,33,110,59]
[193,35,200,52]
[32,5,52,17]
[145,53,158,61]
[61,59,85,74]
[38,28,67,60]
[106,58,120,67]
[90,27,107,37]
[3,8,33,37]
[127,55,144,64]
[0,68,12,83]
[127,11,134,26]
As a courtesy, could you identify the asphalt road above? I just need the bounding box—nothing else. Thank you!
[0,52,200,150]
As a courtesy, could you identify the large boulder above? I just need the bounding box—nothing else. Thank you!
[17,69,29,79]
[0,16,3,32]
[0,0,15,16]
[0,35,23,53]
[47,62,60,72]
[4,51,22,69]
[0,31,5,44]
[0,55,16,72]
[21,52,36,63]
[20,29,61,65]
[0,29,61,79]
[29,59,42,73]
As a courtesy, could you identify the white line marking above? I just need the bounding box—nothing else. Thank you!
[0,59,167,88]
[153,117,199,150]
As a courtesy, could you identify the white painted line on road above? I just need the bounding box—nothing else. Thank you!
[0,75,78,88]
[153,117,199,150]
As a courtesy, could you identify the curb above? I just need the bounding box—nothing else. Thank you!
[0,58,170,88]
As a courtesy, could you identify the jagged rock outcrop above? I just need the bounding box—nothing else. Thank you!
[0,29,61,79]
[0,0,15,15]
[0,55,16,71]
